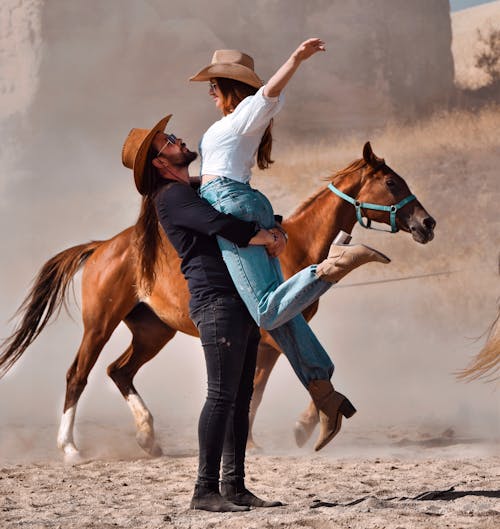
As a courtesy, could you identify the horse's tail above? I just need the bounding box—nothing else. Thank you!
[0,240,103,378]
[456,307,500,382]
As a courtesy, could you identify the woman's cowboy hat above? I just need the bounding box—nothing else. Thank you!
[189,49,263,88]
[122,114,172,195]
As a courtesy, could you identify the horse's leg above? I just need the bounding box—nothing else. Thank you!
[57,241,137,462]
[57,315,126,461]
[247,338,281,451]
[107,303,176,457]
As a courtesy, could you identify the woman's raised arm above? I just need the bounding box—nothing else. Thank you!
[263,38,326,98]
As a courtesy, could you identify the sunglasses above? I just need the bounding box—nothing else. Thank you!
[156,133,177,158]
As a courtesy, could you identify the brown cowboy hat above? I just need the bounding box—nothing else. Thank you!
[189,49,263,88]
[122,114,172,195]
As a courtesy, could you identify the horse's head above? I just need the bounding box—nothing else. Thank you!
[353,142,435,244]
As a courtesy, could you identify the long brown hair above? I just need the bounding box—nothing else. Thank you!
[215,77,274,170]
[134,147,164,295]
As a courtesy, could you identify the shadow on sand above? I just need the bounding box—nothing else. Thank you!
[310,486,500,509]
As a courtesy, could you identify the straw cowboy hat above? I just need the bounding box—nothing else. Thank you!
[189,49,263,88]
[122,114,172,195]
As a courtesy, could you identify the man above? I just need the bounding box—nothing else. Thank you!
[122,115,284,512]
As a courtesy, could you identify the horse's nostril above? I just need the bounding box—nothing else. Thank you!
[423,216,436,230]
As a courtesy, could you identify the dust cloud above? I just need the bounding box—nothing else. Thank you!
[0,0,498,464]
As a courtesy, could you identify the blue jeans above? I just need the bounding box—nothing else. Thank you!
[190,296,259,487]
[200,177,334,387]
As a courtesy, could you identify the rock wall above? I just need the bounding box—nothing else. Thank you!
[27,0,455,141]
[1,0,455,203]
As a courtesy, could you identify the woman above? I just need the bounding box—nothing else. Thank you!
[190,39,390,451]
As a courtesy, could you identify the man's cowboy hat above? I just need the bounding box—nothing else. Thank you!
[189,50,263,88]
[122,114,172,195]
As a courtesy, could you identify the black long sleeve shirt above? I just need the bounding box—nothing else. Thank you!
[154,180,259,311]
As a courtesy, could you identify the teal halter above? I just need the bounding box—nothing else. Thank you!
[328,182,416,233]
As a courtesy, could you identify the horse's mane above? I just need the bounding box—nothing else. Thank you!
[288,157,368,220]
[328,158,368,183]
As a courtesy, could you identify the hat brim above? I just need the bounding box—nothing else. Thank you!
[189,63,263,89]
[133,114,172,194]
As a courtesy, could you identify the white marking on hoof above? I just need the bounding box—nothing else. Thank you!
[57,406,79,455]
[294,421,311,448]
[293,417,319,448]
[127,393,161,456]
[63,448,87,465]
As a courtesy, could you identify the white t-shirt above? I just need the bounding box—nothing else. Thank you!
[199,86,285,183]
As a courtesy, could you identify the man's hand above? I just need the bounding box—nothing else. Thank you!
[248,227,287,257]
[248,228,275,247]
[266,227,287,257]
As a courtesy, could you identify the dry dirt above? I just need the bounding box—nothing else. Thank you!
[0,423,499,529]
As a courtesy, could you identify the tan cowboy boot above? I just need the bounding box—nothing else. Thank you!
[316,243,390,283]
[307,380,356,451]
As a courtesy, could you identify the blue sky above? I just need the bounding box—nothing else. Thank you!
[450,0,497,11]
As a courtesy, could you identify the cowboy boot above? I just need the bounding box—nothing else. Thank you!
[316,243,390,283]
[307,379,356,451]
[221,480,283,508]
[294,400,319,448]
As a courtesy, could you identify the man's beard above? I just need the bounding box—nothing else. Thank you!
[169,149,198,167]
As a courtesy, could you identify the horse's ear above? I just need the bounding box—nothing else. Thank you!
[363,142,373,164]
[363,141,384,168]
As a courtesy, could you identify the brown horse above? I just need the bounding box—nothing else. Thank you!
[0,142,435,461]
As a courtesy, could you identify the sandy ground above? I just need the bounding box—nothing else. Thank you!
[0,423,498,529]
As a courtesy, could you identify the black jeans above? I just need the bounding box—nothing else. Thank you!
[190,296,260,487]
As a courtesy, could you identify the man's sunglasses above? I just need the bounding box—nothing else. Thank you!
[156,133,178,158]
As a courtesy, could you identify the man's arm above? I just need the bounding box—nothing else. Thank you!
[157,183,275,248]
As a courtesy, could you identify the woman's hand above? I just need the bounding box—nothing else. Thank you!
[291,38,326,63]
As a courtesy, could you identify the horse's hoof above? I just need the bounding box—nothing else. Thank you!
[63,450,88,465]
[246,439,263,454]
[149,443,163,457]
[294,421,316,448]
[136,432,163,457]
[59,442,87,465]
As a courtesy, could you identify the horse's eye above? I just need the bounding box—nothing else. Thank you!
[386,179,395,188]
